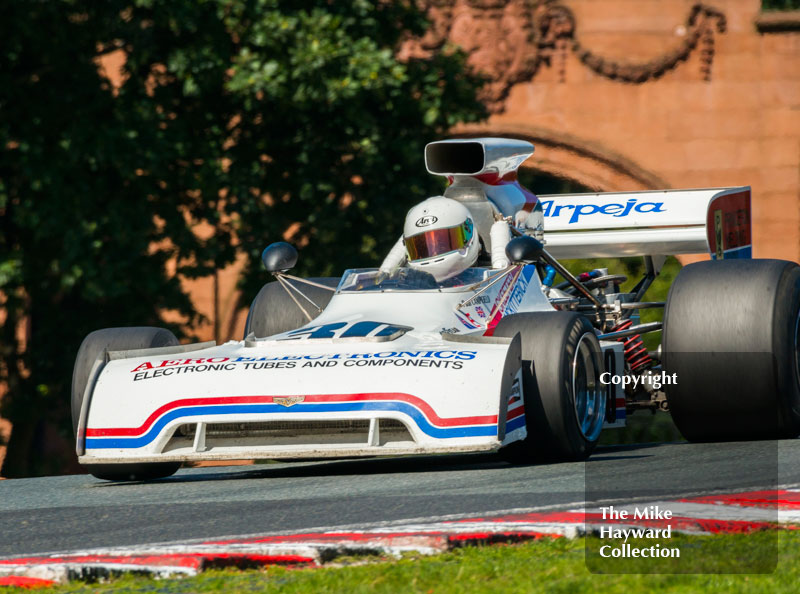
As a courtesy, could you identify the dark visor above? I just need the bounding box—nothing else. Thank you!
[405,220,473,261]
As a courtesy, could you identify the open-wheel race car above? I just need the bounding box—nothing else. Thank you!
[71,138,800,481]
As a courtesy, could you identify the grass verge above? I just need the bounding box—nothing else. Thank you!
[10,530,800,593]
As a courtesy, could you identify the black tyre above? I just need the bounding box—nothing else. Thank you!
[76,462,181,482]
[494,312,605,462]
[244,277,339,339]
[72,327,182,481]
[662,259,800,441]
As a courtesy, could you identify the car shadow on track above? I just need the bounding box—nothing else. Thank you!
[91,442,671,486]
[168,452,511,483]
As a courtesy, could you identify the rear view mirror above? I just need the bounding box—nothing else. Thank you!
[262,242,298,273]
[505,236,544,263]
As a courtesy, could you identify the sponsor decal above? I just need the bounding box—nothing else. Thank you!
[505,374,526,432]
[273,396,305,407]
[133,362,237,381]
[706,191,752,260]
[461,294,490,306]
[455,311,480,330]
[131,357,231,372]
[708,191,751,260]
[491,267,521,317]
[415,215,438,227]
[342,358,464,369]
[504,265,535,316]
[463,311,480,326]
[234,350,478,362]
[279,321,409,341]
[539,198,666,224]
[242,361,296,370]
[482,267,523,336]
[129,350,478,380]
[474,305,486,318]
[508,378,522,405]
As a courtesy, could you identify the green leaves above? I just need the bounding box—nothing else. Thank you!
[0,0,485,476]
[0,258,22,289]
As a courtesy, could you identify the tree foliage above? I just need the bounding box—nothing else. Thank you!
[0,0,486,476]
[762,0,800,10]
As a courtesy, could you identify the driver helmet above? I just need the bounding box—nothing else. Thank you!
[403,196,480,282]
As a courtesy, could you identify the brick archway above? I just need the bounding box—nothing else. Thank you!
[454,123,670,192]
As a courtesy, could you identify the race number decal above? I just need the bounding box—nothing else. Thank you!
[278,321,411,341]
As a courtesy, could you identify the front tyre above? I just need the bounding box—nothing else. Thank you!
[494,312,605,462]
[244,277,339,339]
[79,463,181,482]
[72,327,182,481]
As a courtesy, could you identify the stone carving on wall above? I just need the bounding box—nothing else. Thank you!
[402,1,727,112]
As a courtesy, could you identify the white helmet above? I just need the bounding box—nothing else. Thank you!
[403,196,480,282]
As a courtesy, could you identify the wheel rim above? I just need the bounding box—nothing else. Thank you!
[572,333,606,442]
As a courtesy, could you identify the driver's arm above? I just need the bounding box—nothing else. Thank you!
[490,220,511,268]
[379,235,407,276]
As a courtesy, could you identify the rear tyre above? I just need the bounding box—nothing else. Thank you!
[494,312,605,462]
[662,259,800,441]
[72,327,182,481]
[244,277,339,339]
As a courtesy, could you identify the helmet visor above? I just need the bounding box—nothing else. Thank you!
[405,220,473,262]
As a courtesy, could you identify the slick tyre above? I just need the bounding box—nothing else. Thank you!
[494,312,606,462]
[662,259,800,441]
[72,327,182,481]
[244,277,339,339]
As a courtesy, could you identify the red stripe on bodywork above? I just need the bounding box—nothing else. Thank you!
[474,172,517,185]
[506,406,525,421]
[473,172,538,212]
[482,267,522,336]
[86,393,499,437]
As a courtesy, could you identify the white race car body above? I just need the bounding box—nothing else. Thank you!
[78,266,566,464]
[76,137,751,467]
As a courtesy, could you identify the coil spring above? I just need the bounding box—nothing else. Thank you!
[611,319,651,372]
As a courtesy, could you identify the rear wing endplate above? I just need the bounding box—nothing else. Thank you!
[541,187,751,259]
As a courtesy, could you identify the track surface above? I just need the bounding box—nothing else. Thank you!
[1,440,798,557]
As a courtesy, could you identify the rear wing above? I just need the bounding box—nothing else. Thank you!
[541,187,751,259]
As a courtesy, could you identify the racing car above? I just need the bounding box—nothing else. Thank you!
[71,138,800,481]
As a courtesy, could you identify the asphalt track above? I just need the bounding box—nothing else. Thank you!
[1,439,798,558]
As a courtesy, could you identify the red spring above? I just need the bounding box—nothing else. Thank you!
[611,319,651,371]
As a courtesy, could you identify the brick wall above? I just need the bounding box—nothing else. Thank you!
[466,0,800,262]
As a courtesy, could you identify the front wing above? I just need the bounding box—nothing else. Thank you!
[78,333,524,464]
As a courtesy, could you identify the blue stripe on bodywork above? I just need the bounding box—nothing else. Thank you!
[505,415,526,433]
